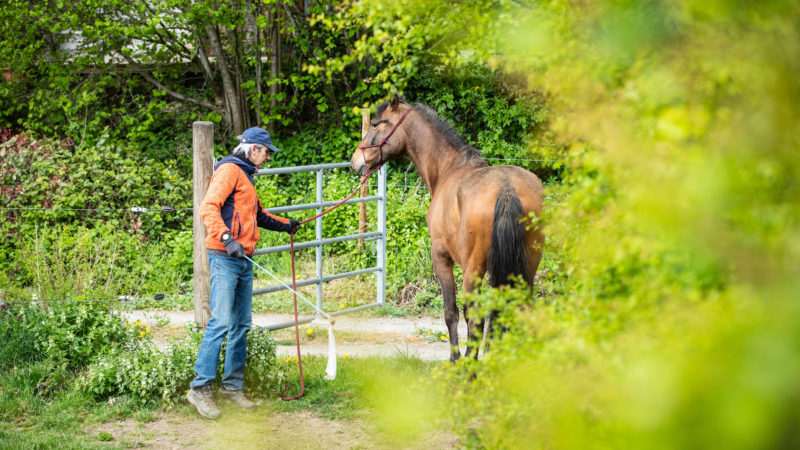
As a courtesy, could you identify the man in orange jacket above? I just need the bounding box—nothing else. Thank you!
[187,127,298,419]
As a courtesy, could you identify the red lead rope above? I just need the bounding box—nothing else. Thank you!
[280,106,413,400]
[280,164,382,401]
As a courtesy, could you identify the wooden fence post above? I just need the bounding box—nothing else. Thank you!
[358,109,369,246]
[193,121,214,329]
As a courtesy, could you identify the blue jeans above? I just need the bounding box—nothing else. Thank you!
[190,253,253,390]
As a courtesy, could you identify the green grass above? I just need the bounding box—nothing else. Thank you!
[0,365,161,449]
[0,352,440,448]
[269,354,440,420]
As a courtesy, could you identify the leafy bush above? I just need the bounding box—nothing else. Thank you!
[382,177,433,294]
[0,302,135,372]
[0,130,192,279]
[231,327,286,397]
[160,229,195,284]
[0,295,282,406]
[0,130,192,234]
[0,304,47,369]
[82,331,198,405]
[83,326,283,405]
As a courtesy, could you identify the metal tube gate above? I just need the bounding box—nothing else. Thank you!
[252,162,387,331]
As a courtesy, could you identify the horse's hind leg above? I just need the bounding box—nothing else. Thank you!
[486,228,543,348]
[486,310,508,351]
[432,247,460,362]
[463,298,484,359]
[526,224,545,294]
[462,264,486,360]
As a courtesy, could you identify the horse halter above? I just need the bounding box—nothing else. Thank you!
[357,106,414,168]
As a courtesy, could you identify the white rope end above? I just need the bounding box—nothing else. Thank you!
[312,318,337,380]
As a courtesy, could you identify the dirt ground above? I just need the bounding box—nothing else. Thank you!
[122,310,469,360]
[97,310,464,449]
[86,408,458,449]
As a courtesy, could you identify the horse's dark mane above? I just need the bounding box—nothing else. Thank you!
[412,103,486,165]
[377,99,487,167]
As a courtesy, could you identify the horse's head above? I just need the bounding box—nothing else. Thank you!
[351,94,413,176]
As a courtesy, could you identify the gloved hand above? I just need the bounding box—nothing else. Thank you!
[288,219,301,234]
[222,235,246,258]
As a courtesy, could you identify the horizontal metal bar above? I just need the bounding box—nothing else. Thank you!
[253,231,382,255]
[252,266,381,295]
[262,302,382,331]
[265,195,381,214]
[256,162,352,176]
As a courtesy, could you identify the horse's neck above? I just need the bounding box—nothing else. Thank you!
[406,131,464,195]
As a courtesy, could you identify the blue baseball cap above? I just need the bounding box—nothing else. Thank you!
[241,127,280,152]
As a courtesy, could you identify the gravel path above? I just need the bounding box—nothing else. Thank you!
[122,310,469,361]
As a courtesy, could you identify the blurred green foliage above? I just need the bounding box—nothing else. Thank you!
[342,0,800,448]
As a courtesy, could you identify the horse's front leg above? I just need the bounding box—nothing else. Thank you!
[432,248,460,362]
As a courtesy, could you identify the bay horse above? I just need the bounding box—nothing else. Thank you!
[351,95,545,361]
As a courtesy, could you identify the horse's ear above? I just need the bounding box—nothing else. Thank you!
[389,94,399,111]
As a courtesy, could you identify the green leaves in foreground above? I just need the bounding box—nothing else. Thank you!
[423,285,800,449]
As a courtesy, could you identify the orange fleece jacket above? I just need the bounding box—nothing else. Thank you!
[200,158,291,256]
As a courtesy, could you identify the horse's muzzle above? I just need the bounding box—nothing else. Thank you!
[351,149,368,176]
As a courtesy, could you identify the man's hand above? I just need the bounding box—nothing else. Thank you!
[288,219,301,234]
[222,235,246,258]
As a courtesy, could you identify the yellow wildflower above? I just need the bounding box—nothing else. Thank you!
[306,328,314,335]
[342,354,350,359]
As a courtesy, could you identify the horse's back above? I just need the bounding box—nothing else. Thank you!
[457,165,544,216]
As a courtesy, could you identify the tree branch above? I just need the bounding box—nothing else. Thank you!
[193,29,216,81]
[205,24,244,133]
[119,52,216,110]
[140,1,195,58]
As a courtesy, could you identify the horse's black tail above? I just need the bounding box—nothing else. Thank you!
[487,183,533,288]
